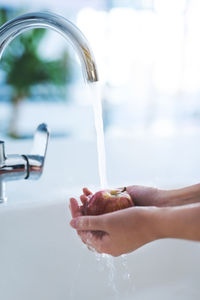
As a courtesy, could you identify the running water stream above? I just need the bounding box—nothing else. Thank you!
[70,83,134,299]
[89,82,134,299]
[90,82,108,189]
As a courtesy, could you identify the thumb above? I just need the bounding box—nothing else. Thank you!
[70,215,106,231]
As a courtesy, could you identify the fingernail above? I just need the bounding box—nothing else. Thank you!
[70,218,78,228]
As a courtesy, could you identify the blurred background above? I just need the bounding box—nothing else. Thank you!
[1,0,200,194]
[1,0,200,140]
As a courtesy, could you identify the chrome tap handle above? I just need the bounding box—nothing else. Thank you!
[31,123,49,157]
[25,123,50,180]
[0,124,49,203]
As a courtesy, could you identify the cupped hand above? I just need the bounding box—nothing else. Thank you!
[69,188,159,256]
[126,185,163,206]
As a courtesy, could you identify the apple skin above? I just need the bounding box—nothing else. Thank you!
[83,188,134,216]
[82,188,134,238]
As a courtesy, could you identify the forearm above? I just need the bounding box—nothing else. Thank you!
[160,183,200,207]
[126,183,200,207]
[153,203,200,242]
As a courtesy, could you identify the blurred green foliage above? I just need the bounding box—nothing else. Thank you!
[0,7,71,103]
[0,7,72,137]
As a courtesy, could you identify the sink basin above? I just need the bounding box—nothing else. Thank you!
[0,136,200,299]
[0,199,200,300]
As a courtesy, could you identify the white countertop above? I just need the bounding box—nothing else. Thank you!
[1,132,200,208]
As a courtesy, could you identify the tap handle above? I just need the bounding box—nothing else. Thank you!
[25,123,50,180]
[31,123,49,157]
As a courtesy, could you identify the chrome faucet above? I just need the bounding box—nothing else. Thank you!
[0,12,98,82]
[0,12,99,203]
[0,124,49,203]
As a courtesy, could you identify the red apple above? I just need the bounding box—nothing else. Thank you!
[82,188,134,238]
[83,187,134,216]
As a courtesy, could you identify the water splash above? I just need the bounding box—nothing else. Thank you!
[95,253,135,300]
[120,255,135,295]
[96,253,119,300]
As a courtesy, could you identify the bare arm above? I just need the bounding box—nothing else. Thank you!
[126,183,200,207]
[157,203,200,241]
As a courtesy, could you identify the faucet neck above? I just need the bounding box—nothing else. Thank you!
[0,12,98,82]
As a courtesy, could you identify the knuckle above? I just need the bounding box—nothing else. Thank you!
[82,217,91,229]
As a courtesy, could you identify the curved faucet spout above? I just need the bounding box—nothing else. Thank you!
[0,11,98,82]
[0,12,99,203]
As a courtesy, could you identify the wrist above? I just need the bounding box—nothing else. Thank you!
[136,203,200,245]
[143,206,177,240]
[150,203,200,241]
[150,206,172,239]
[139,207,165,241]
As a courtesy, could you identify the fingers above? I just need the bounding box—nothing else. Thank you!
[70,215,106,231]
[70,198,82,218]
[83,187,92,196]
[69,198,85,237]
[80,187,92,205]
[80,194,88,205]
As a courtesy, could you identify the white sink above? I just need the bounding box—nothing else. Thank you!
[0,199,200,300]
[0,136,200,300]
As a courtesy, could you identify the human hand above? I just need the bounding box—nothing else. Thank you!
[73,185,169,209]
[69,188,159,256]
[127,183,200,207]
[126,185,164,207]
[69,184,200,256]
[70,185,186,217]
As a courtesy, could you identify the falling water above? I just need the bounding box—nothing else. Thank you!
[87,83,135,299]
[89,82,108,189]
[96,253,119,300]
[95,253,135,300]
